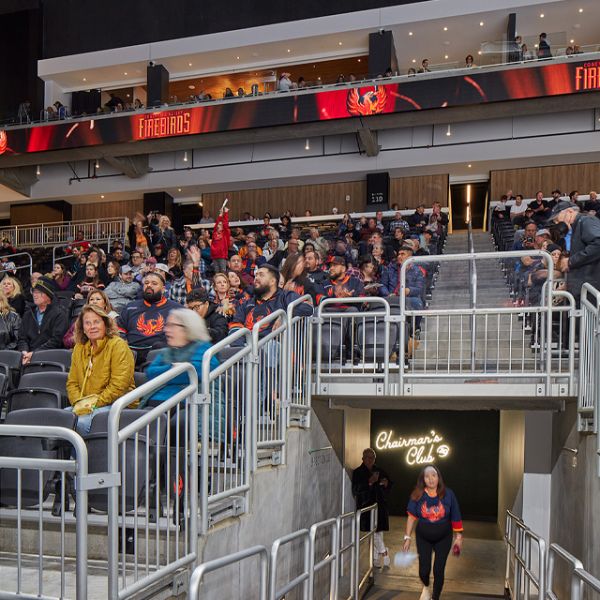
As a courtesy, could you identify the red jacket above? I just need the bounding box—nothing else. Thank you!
[210,213,230,260]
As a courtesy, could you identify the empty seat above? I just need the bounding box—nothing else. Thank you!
[216,346,241,362]
[0,408,77,508]
[355,320,399,362]
[6,388,62,413]
[85,410,167,515]
[19,372,69,406]
[0,349,24,388]
[134,371,147,387]
[22,361,66,376]
[31,349,72,370]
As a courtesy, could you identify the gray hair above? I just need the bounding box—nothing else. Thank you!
[169,308,211,343]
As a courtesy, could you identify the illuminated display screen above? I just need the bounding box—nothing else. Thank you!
[0,58,595,156]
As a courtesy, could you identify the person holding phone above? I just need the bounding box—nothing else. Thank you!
[402,465,463,600]
[352,448,392,568]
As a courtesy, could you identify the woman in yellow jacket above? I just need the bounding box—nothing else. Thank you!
[66,304,135,435]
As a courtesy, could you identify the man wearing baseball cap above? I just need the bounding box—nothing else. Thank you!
[551,200,600,303]
[322,256,365,307]
[104,264,141,312]
[17,276,68,364]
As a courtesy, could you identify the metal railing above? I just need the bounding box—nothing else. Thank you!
[505,511,600,600]
[188,503,376,600]
[252,309,289,468]
[0,424,90,600]
[578,283,600,434]
[106,363,200,600]
[0,252,33,277]
[200,328,253,534]
[0,218,128,249]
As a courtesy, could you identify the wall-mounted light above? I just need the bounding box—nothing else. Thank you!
[446,124,452,137]
[36,165,41,176]
[95,159,100,170]
[305,139,310,150]
[563,447,578,467]
[183,151,189,162]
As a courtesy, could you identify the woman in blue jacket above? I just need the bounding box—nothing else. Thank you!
[144,308,224,439]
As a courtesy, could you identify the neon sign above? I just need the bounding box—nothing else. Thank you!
[575,61,600,91]
[135,110,192,141]
[375,430,450,466]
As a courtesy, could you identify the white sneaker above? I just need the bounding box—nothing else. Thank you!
[419,586,431,600]
[382,549,390,568]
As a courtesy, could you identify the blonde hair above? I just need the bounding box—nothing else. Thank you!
[87,289,114,313]
[74,304,118,345]
[0,289,14,316]
[1,276,22,298]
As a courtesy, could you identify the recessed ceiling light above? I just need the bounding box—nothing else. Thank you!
[124,72,128,75]
[178,188,182,192]
[468,164,472,168]
[100,195,105,199]
[539,13,544,18]
[409,31,413,36]
[357,58,361,62]
[338,41,343,46]
[444,55,449,59]
[236,56,240,60]
[188,62,192,67]
[412,59,416,63]
[188,84,196,90]
[478,50,482,55]
[570,39,575,44]
[287,49,291,53]
[443,26,448,31]
[479,21,484,27]
[579,7,583,12]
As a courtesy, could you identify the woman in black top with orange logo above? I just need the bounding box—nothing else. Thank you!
[402,465,463,600]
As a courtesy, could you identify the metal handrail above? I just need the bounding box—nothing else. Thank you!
[269,529,310,600]
[546,543,584,600]
[188,545,269,600]
[0,251,33,277]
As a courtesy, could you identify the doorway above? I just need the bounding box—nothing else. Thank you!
[451,182,488,230]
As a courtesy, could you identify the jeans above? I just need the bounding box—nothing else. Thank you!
[64,405,112,436]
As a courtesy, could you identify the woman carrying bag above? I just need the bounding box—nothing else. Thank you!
[402,465,463,600]
[66,304,136,435]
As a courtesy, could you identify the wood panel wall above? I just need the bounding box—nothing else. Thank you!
[201,174,448,220]
[11,201,71,225]
[71,198,143,221]
[491,162,600,200]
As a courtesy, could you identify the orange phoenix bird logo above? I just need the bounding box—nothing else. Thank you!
[346,86,387,116]
[136,313,165,336]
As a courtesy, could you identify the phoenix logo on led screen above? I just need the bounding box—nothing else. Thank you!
[136,110,192,140]
[375,430,450,466]
[575,61,600,91]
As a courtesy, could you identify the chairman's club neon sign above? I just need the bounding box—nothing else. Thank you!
[375,430,450,466]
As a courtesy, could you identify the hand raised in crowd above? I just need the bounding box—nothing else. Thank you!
[187,245,200,265]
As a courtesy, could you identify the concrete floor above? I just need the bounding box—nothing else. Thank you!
[366,517,506,599]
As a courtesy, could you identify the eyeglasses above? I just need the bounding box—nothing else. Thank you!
[187,303,202,311]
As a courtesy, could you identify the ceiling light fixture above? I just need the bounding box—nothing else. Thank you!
[579,7,583,12]
[357,58,361,62]
[188,62,192,67]
[468,164,472,168]
[338,41,343,46]
[36,165,41,176]
[570,39,575,44]
[443,26,448,31]
[539,13,544,18]
[444,54,449,59]
[479,21,484,26]
[82,77,87,82]
[305,138,310,150]
[412,59,417,63]
[124,72,128,75]
[95,159,100,169]
[236,56,240,60]
[446,124,452,137]
[100,195,105,199]
[287,49,291,53]
[178,188,182,192]
[183,151,189,162]
[478,50,482,55]
[409,31,413,36]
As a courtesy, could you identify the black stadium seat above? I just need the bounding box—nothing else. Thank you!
[19,372,69,406]
[31,349,72,370]
[22,361,66,376]
[0,349,24,388]
[6,388,62,413]
[0,408,77,508]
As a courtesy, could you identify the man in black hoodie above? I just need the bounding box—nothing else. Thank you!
[186,288,228,343]
[18,276,68,364]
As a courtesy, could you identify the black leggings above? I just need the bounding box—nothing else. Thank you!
[416,521,453,600]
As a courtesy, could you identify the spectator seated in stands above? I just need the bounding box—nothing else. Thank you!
[210,273,235,320]
[279,253,323,306]
[118,271,180,361]
[381,242,426,312]
[179,226,198,253]
[512,221,538,252]
[307,228,329,259]
[358,256,384,297]
[1,275,25,317]
[186,288,228,343]
[165,247,183,273]
[322,256,365,306]
[510,194,529,227]
[227,254,253,288]
[104,265,141,312]
[229,264,313,336]
[49,262,72,291]
[240,241,266,283]
[74,262,105,299]
[17,276,68,364]
[64,290,118,349]
[429,201,449,233]
[586,191,600,216]
[66,304,136,436]
[0,290,21,350]
[143,308,222,437]
[211,207,231,273]
[0,237,16,257]
[305,250,328,287]
[527,243,566,305]
[0,256,17,277]
[529,191,551,224]
[409,204,429,233]
[169,246,206,305]
[388,211,411,236]
[128,249,145,277]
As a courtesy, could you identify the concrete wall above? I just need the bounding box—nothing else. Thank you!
[549,400,600,596]
[196,408,356,599]
[497,411,525,531]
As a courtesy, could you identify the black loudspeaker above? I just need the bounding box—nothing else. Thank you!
[368,30,398,77]
[366,172,390,211]
[71,90,101,116]
[143,192,173,219]
[147,64,169,107]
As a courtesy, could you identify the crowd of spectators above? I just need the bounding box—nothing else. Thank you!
[491,189,600,312]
